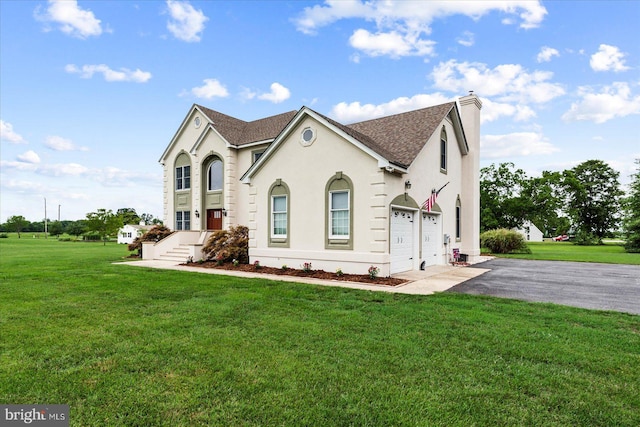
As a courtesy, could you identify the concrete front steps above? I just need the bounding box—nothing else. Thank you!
[158,245,192,263]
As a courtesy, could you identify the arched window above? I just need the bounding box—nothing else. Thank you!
[268,180,289,247]
[207,159,223,191]
[175,153,191,191]
[440,127,447,172]
[325,172,353,250]
[455,196,461,240]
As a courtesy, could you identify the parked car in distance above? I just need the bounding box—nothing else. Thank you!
[552,234,570,241]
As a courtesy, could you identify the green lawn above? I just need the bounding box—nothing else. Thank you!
[1,237,639,426]
[491,241,640,264]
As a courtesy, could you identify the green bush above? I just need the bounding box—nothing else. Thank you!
[573,230,600,246]
[0,233,8,238]
[202,225,249,264]
[127,225,173,254]
[83,232,102,241]
[480,229,531,254]
[624,218,640,253]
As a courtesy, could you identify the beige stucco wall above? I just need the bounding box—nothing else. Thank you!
[247,116,392,275]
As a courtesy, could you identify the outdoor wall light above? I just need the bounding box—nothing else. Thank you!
[222,208,227,216]
[405,180,412,190]
[195,210,200,218]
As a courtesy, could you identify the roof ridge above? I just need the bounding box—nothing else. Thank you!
[347,101,456,126]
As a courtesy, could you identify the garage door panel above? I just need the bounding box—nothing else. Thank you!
[391,209,414,274]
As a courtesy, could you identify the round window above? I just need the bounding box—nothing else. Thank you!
[194,117,201,128]
[300,127,316,146]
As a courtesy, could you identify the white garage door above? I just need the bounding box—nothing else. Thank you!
[390,209,415,274]
[422,213,440,267]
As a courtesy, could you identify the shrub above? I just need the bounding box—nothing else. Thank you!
[368,265,380,279]
[202,225,249,264]
[301,262,312,272]
[573,230,600,246]
[0,233,8,238]
[127,225,173,254]
[624,218,640,253]
[480,229,531,254]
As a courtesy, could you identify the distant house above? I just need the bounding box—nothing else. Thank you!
[117,223,153,245]
[515,221,544,242]
[145,93,483,275]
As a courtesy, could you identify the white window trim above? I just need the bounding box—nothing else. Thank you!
[329,190,350,239]
[207,160,223,192]
[175,165,191,191]
[271,195,287,238]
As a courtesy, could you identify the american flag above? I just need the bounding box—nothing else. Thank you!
[422,182,449,212]
[422,190,438,212]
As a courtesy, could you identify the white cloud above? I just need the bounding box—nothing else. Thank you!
[35,0,102,39]
[17,150,41,164]
[590,44,630,72]
[457,31,474,47]
[65,64,152,83]
[39,163,90,177]
[562,82,640,124]
[480,98,536,123]
[188,79,229,99]
[294,1,547,35]
[349,29,435,58]
[330,93,452,122]
[257,83,291,103]
[536,46,559,63]
[166,0,208,42]
[481,132,559,159]
[293,1,546,58]
[44,135,89,152]
[0,160,39,172]
[1,120,27,144]
[431,60,565,104]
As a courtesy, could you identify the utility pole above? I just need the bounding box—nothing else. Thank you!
[44,197,48,239]
[58,204,61,222]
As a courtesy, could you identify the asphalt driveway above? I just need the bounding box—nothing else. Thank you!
[447,258,640,315]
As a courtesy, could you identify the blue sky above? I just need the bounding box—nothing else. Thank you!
[1,0,639,222]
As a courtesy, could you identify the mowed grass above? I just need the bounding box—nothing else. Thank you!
[1,237,639,426]
[493,241,640,264]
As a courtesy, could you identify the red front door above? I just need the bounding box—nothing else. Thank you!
[207,209,223,230]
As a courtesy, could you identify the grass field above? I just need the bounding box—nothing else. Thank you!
[1,236,639,426]
[490,240,640,265]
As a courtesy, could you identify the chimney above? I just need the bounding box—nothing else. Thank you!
[459,92,482,260]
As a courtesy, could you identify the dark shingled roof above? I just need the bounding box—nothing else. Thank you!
[196,104,297,146]
[346,102,456,167]
[197,101,456,167]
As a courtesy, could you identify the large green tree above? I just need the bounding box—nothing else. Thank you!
[520,171,568,236]
[66,220,87,241]
[623,159,640,252]
[480,163,532,232]
[5,215,29,238]
[86,209,122,245]
[117,208,141,225]
[562,160,623,241]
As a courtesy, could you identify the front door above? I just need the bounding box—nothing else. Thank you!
[207,209,223,230]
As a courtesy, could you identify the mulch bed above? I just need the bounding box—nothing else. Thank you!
[182,261,408,286]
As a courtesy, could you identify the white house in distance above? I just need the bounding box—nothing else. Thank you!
[144,93,482,276]
[515,221,544,242]
[117,223,153,245]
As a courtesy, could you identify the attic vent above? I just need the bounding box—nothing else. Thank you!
[194,116,201,128]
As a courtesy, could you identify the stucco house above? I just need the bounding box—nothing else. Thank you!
[144,93,482,276]
[117,223,153,245]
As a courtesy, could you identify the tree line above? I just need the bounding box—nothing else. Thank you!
[1,208,162,243]
[481,159,640,252]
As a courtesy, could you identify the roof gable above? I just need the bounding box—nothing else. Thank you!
[197,104,296,146]
[346,102,459,167]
